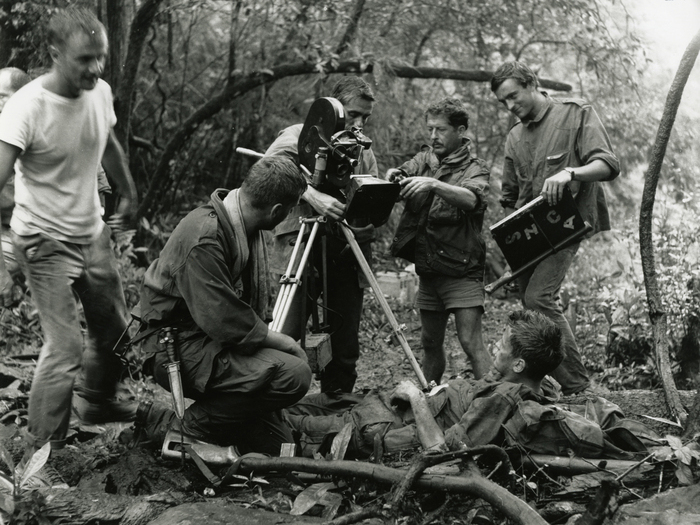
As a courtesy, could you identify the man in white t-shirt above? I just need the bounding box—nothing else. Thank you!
[0,7,138,454]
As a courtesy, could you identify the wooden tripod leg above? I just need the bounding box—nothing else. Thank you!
[339,222,429,389]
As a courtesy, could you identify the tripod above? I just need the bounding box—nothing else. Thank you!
[236,146,428,389]
[270,214,429,390]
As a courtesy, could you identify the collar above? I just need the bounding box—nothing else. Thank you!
[429,138,472,169]
[521,92,552,126]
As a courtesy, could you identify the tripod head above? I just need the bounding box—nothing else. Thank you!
[297,97,400,227]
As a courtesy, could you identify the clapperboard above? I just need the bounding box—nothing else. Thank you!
[485,186,591,294]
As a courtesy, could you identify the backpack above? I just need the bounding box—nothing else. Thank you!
[503,399,605,458]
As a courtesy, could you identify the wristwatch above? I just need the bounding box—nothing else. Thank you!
[564,167,576,182]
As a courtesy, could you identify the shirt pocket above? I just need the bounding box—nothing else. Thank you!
[545,150,568,177]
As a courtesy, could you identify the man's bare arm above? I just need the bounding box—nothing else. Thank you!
[303,185,346,221]
[391,380,447,452]
[0,140,21,306]
[541,159,613,206]
[398,177,478,211]
[101,130,137,230]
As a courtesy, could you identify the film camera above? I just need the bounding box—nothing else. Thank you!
[297,97,400,227]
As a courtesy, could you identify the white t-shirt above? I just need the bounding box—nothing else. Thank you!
[0,77,116,243]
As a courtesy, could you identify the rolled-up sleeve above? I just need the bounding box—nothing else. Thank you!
[177,243,268,353]
[444,393,515,450]
[577,105,620,180]
[460,161,490,213]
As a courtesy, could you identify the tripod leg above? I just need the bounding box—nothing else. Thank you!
[271,223,308,324]
[272,222,322,334]
[339,222,429,389]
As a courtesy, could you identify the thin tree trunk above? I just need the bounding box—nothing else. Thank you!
[114,0,165,152]
[639,29,700,429]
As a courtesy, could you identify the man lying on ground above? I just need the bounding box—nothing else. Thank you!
[287,309,658,459]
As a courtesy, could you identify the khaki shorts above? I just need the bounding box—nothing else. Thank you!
[416,273,484,311]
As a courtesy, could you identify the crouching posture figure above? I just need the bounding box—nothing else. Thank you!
[137,157,312,456]
[288,310,657,459]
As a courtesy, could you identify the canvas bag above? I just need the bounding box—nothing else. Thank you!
[503,399,605,457]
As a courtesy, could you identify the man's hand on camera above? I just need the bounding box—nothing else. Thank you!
[386,168,406,182]
[399,176,436,200]
[305,186,346,222]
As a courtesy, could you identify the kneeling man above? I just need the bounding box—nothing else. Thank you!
[137,157,312,455]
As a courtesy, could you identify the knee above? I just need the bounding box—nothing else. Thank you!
[522,288,555,312]
[421,332,445,353]
[289,362,312,399]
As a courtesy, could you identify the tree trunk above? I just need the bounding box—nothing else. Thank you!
[639,28,700,429]
[236,455,548,525]
[335,0,366,56]
[136,61,571,220]
[104,1,131,95]
[114,0,165,152]
[0,0,21,67]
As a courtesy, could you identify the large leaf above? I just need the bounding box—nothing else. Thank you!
[665,435,684,450]
[0,492,12,522]
[290,482,337,515]
[0,473,13,494]
[19,443,50,489]
[320,492,343,520]
[330,423,353,461]
[0,443,13,474]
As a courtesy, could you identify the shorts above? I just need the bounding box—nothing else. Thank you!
[416,273,484,311]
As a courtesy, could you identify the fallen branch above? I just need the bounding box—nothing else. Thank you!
[517,454,653,476]
[238,455,546,525]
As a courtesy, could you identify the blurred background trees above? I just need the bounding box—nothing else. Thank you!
[0,0,698,390]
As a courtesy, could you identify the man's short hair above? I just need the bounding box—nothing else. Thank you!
[330,77,375,107]
[48,7,106,50]
[425,97,469,130]
[242,156,307,208]
[0,68,31,92]
[507,309,564,381]
[490,61,539,92]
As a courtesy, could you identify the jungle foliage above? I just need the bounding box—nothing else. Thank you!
[0,0,698,387]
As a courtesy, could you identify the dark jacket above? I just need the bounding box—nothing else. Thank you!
[391,140,489,279]
[138,189,269,359]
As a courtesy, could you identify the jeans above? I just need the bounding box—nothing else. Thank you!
[516,243,590,395]
[13,226,128,449]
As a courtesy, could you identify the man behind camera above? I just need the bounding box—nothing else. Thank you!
[264,76,378,394]
[388,98,492,385]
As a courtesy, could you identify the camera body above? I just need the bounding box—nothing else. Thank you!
[297,97,400,227]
